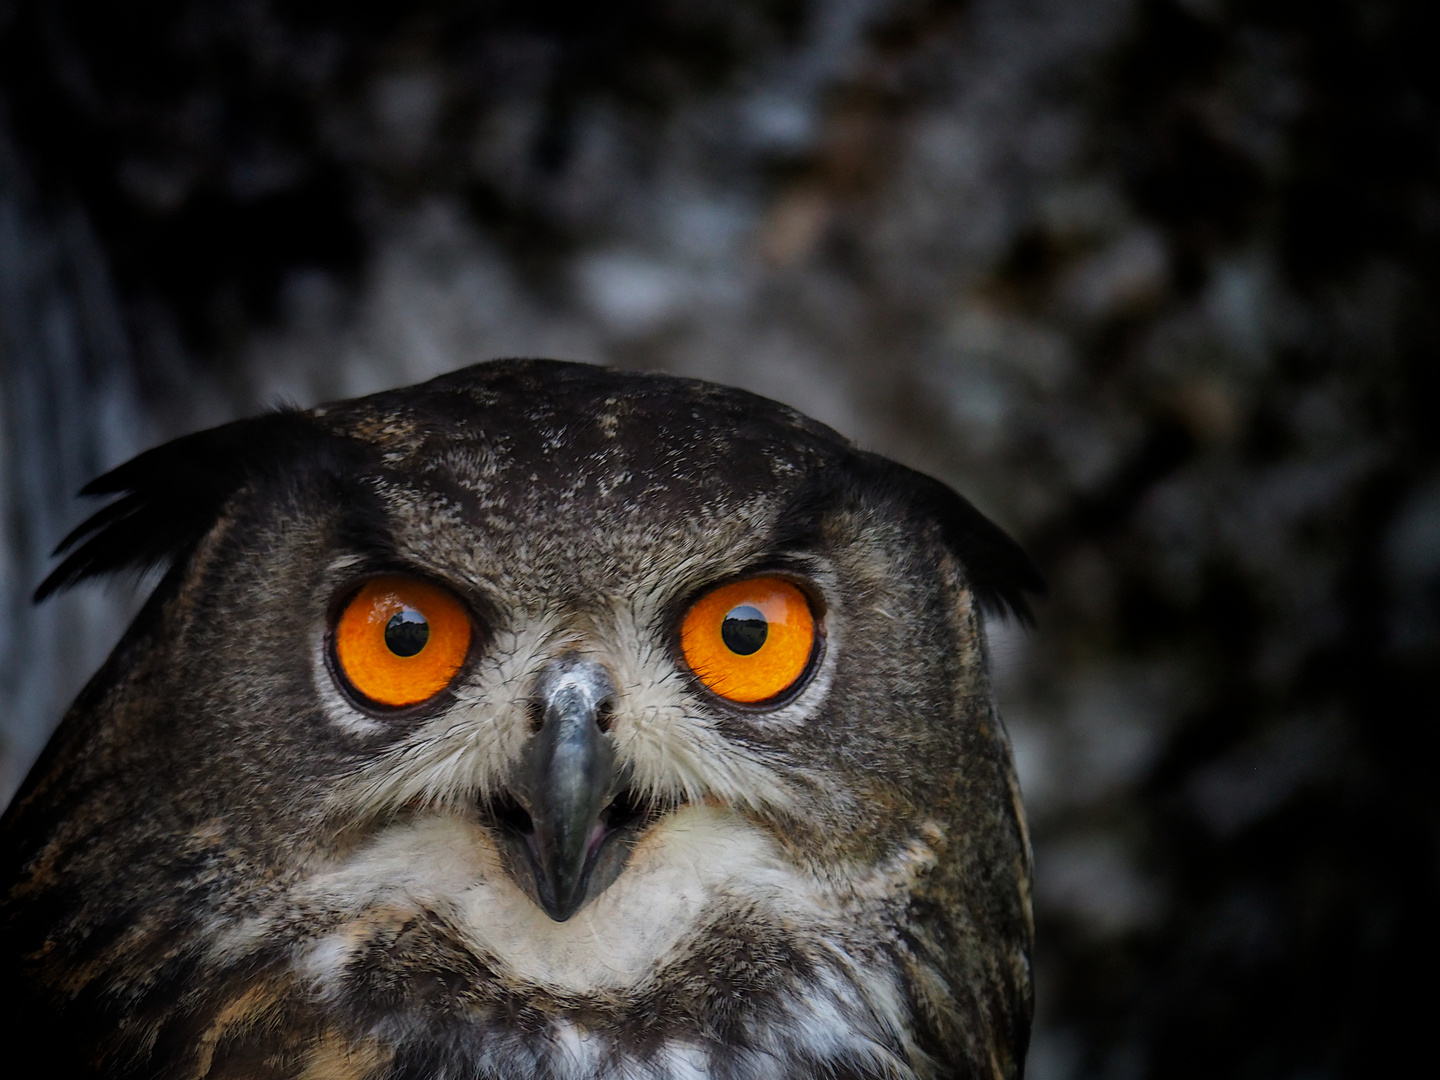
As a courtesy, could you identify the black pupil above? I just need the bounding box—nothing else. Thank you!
[385,609,430,657]
[721,605,768,655]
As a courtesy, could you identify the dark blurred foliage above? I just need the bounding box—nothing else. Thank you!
[2,1,1437,1078]
[0,0,810,367]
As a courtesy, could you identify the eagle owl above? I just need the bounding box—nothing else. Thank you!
[0,360,1039,1079]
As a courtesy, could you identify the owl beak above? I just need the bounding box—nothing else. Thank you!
[515,657,622,922]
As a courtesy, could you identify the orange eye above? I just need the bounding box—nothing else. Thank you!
[680,577,817,704]
[333,576,472,708]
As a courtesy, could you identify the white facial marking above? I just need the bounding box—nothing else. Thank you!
[293,804,821,994]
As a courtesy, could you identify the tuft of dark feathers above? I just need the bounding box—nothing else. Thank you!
[774,451,1046,626]
[857,452,1046,626]
[34,410,326,602]
[919,478,1046,626]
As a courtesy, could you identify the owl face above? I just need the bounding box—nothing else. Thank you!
[1,361,1038,1080]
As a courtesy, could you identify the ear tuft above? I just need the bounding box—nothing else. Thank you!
[857,453,1047,626]
[929,483,1047,626]
[34,410,325,602]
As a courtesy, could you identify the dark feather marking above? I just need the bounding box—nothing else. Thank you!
[33,410,379,602]
[909,475,1046,627]
[773,451,1046,625]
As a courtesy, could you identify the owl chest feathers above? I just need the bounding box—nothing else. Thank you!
[210,805,928,1079]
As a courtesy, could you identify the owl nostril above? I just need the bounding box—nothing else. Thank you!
[594,699,614,733]
[532,656,617,734]
[600,787,647,831]
[487,790,534,837]
[526,692,611,732]
[482,786,649,843]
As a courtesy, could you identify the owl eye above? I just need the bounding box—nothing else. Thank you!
[333,576,472,708]
[680,577,817,704]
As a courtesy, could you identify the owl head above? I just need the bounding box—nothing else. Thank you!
[1,360,1039,1080]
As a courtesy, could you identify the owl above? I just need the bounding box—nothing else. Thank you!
[0,360,1040,1080]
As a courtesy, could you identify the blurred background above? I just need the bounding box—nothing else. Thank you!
[2,1,1436,1076]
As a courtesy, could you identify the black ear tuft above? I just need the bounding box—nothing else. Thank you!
[34,410,327,602]
[928,482,1047,626]
[858,452,1047,626]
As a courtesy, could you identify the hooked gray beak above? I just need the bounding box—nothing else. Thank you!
[511,655,623,921]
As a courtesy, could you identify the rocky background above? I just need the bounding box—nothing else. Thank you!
[2,1,1436,1076]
